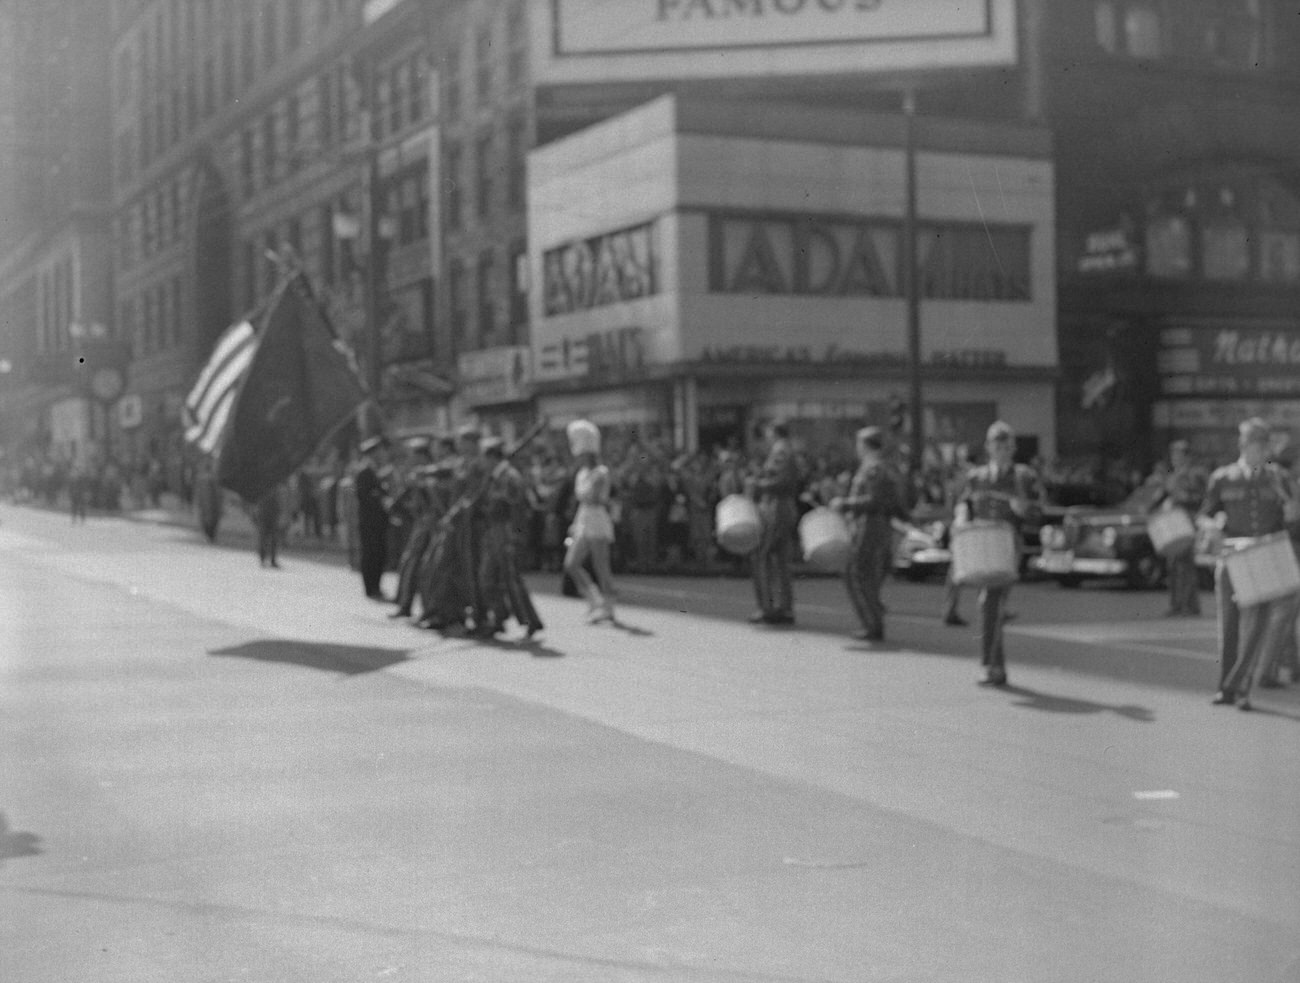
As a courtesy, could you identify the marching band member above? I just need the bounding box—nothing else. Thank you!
[832,426,908,642]
[1200,418,1300,710]
[1150,439,1205,617]
[749,420,801,626]
[563,420,617,624]
[954,421,1043,687]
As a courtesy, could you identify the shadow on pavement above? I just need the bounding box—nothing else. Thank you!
[209,639,410,675]
[1002,684,1155,722]
[605,617,654,638]
[0,813,42,864]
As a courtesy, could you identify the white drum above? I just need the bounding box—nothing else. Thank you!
[1223,532,1300,607]
[950,520,1019,588]
[1148,506,1195,558]
[799,507,852,572]
[715,494,761,557]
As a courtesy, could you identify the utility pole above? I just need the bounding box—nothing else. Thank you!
[902,87,924,479]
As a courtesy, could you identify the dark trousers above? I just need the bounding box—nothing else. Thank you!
[1166,549,1200,614]
[256,521,278,565]
[846,527,888,637]
[394,519,434,612]
[478,522,543,633]
[359,523,387,596]
[980,585,1011,671]
[752,530,794,617]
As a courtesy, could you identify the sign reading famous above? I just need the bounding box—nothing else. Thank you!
[543,221,658,317]
[540,0,1015,82]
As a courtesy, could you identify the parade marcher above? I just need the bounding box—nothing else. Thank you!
[1201,418,1300,710]
[563,420,618,624]
[955,421,1043,687]
[253,486,282,568]
[389,454,438,620]
[1150,439,1205,617]
[195,458,223,542]
[832,427,908,642]
[475,437,544,638]
[749,420,801,625]
[941,458,970,627]
[355,435,392,600]
[414,463,467,631]
[68,462,90,524]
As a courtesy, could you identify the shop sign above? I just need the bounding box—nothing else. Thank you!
[456,345,534,406]
[709,214,1030,302]
[1077,228,1138,275]
[542,222,657,317]
[536,326,646,383]
[1153,400,1300,430]
[541,0,1016,79]
[1158,326,1300,397]
[695,344,1004,368]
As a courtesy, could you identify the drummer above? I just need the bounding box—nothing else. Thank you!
[1149,439,1206,617]
[954,421,1044,687]
[831,426,908,642]
[1200,417,1300,710]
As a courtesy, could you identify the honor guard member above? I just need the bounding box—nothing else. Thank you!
[414,462,464,630]
[389,453,439,620]
[1200,417,1300,710]
[253,485,283,569]
[749,420,801,625]
[955,421,1043,687]
[1151,439,1206,617]
[355,435,392,599]
[449,425,487,626]
[832,426,908,642]
[476,436,544,638]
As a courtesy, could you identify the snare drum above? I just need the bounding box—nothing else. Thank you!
[1148,506,1195,558]
[798,507,852,572]
[950,520,1019,588]
[1223,532,1300,607]
[715,494,761,557]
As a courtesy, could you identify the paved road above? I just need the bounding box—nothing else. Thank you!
[1,504,1297,982]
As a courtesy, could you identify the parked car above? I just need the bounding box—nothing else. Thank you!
[1031,484,1167,589]
[892,504,951,581]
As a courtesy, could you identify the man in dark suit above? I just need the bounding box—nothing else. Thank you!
[355,435,392,600]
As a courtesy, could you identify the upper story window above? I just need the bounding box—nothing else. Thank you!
[1095,1,1266,69]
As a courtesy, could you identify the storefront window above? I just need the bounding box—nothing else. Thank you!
[1144,213,1191,278]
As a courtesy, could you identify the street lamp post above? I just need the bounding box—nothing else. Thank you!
[902,88,924,479]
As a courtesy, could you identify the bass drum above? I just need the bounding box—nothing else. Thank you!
[799,507,851,572]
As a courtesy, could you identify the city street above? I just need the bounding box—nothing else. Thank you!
[2,504,1298,982]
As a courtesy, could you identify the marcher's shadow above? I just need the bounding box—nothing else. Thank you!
[605,617,654,638]
[471,633,566,658]
[0,813,42,864]
[1002,684,1155,723]
[209,639,410,676]
[1239,704,1300,722]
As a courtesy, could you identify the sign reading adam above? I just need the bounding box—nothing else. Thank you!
[541,0,1015,82]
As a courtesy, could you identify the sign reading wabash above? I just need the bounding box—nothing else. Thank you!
[538,0,1016,83]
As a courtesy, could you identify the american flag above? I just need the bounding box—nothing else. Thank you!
[182,320,258,455]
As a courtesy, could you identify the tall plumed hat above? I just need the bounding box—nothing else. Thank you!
[566,419,601,456]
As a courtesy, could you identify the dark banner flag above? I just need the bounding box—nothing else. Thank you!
[216,276,367,503]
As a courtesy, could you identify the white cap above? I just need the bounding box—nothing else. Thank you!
[566,419,601,456]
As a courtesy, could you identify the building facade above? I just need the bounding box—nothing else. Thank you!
[4,0,1300,478]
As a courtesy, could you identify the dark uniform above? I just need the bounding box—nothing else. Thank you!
[1200,457,1300,705]
[838,437,907,641]
[476,445,544,638]
[390,471,436,618]
[959,454,1043,685]
[254,487,281,568]
[355,437,391,599]
[751,430,801,624]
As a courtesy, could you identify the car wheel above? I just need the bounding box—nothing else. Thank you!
[1058,575,1082,589]
[1126,553,1165,591]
